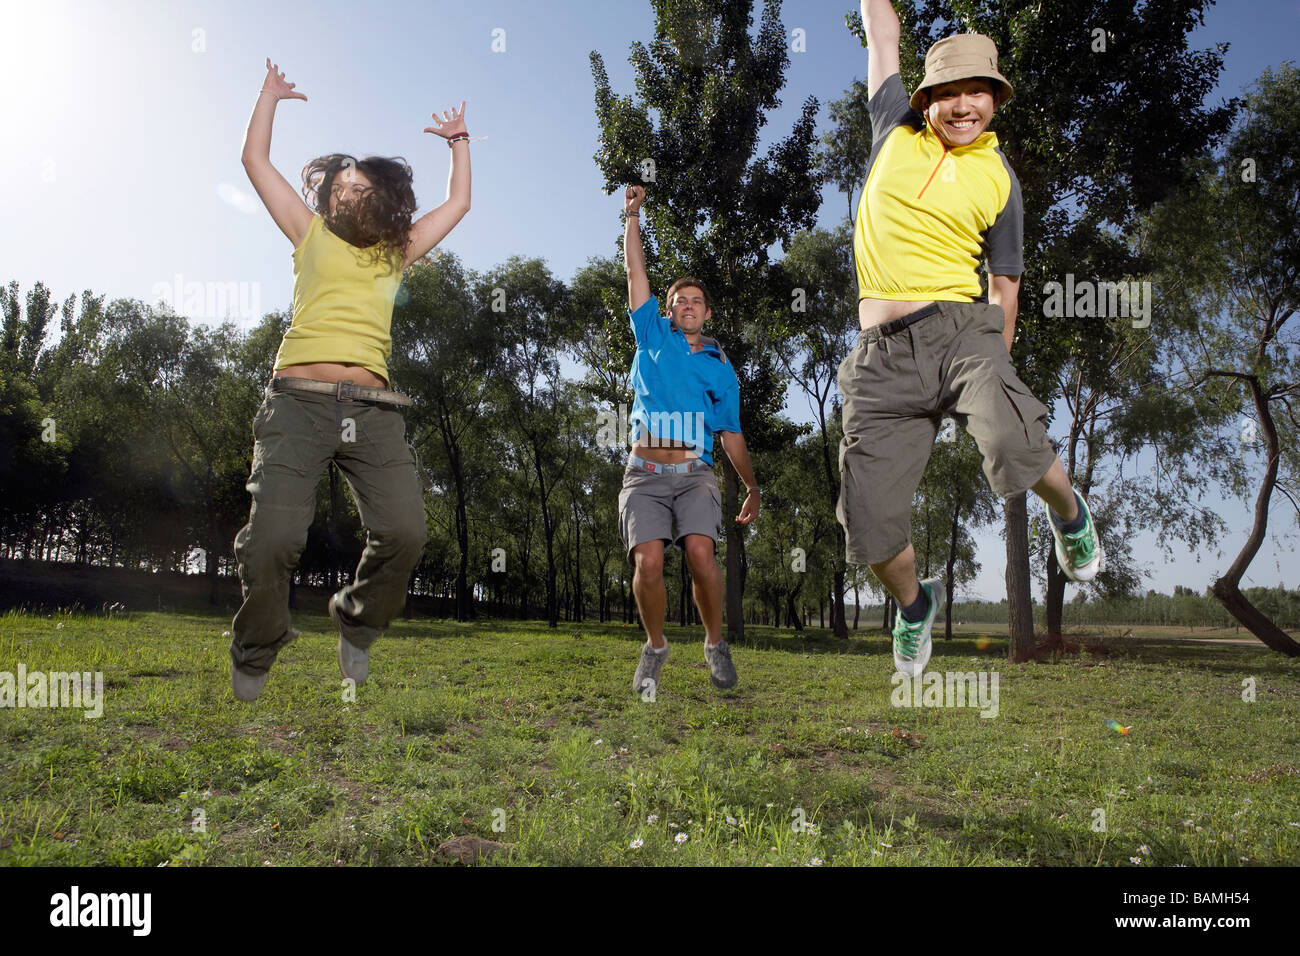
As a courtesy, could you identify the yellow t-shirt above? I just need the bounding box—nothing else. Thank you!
[274,215,403,381]
[854,73,1023,302]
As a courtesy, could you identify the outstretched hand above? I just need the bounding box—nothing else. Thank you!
[424,102,468,139]
[625,185,645,216]
[261,58,307,101]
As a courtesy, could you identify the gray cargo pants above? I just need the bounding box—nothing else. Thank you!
[229,386,427,676]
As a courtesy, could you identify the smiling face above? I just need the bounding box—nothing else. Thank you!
[669,285,711,335]
[922,78,997,147]
[329,165,373,216]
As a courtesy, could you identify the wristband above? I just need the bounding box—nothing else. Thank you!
[625,211,640,218]
[746,486,760,496]
[447,135,470,147]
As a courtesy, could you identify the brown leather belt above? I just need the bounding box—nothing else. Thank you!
[269,376,413,408]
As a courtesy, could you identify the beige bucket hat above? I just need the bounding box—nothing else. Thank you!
[909,33,1013,110]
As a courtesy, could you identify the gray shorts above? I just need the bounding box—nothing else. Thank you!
[618,461,723,564]
[836,300,1057,566]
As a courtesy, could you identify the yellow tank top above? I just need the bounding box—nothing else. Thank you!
[274,215,403,381]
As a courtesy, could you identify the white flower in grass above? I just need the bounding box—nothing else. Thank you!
[879,842,892,848]
[675,833,688,844]
[1138,845,1150,855]
[647,814,658,824]
[629,838,644,850]
[1130,857,1142,865]
[809,857,823,866]
[668,822,679,830]
[594,738,603,746]
[872,849,882,857]
[1288,822,1300,828]
[726,816,738,826]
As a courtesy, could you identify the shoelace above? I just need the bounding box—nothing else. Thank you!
[894,618,924,658]
[1064,520,1097,564]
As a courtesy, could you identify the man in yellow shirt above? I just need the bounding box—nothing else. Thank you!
[840,3,1106,677]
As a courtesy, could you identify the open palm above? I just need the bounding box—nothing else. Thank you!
[424,102,468,139]
[262,58,307,101]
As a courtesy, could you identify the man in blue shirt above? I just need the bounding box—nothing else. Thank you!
[620,185,760,696]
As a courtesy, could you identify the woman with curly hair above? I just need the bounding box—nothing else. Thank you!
[230,57,471,701]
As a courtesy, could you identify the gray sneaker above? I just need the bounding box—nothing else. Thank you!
[330,595,369,684]
[232,666,269,703]
[231,628,298,702]
[633,641,669,698]
[704,639,738,689]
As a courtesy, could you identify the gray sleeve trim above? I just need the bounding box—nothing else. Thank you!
[984,149,1024,276]
[869,73,922,141]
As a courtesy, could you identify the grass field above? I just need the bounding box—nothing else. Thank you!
[2,608,1298,866]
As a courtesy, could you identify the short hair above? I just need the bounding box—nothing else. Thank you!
[666,277,712,311]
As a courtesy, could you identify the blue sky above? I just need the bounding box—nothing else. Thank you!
[3,0,1296,600]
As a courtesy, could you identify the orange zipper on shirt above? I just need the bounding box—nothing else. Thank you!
[917,114,949,200]
[917,144,949,200]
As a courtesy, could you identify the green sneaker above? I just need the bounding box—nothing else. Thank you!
[892,578,942,677]
[1047,491,1105,582]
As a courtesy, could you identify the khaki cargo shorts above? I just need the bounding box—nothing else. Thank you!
[618,459,723,564]
[836,301,1057,566]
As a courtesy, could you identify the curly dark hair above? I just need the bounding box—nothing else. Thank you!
[301,154,417,271]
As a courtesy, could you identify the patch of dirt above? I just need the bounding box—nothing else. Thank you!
[126,725,189,751]
[1238,764,1300,783]
[433,835,512,865]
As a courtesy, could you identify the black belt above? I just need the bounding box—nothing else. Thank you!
[863,303,943,344]
[269,377,413,408]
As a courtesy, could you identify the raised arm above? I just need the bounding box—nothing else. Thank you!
[623,186,651,312]
[402,102,472,270]
[862,0,902,99]
[241,58,314,247]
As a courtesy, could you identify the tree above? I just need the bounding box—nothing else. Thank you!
[483,257,574,628]
[1142,64,1300,655]
[913,431,999,638]
[590,0,819,642]
[392,251,500,621]
[772,223,859,636]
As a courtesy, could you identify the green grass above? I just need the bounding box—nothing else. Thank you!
[1,608,1298,866]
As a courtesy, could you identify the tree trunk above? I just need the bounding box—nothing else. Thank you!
[207,504,221,606]
[944,499,960,640]
[1045,552,1066,641]
[1209,377,1300,655]
[1005,493,1036,662]
[786,582,804,631]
